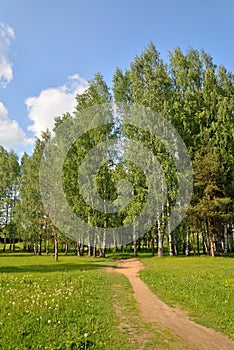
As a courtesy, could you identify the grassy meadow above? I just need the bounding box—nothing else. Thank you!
[0,255,121,349]
[140,255,234,340]
[0,253,190,350]
[0,252,233,349]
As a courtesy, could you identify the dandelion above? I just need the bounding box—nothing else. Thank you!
[48,320,51,324]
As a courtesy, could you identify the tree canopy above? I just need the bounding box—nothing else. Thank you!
[1,43,233,257]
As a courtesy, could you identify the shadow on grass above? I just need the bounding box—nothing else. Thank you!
[0,263,131,273]
[0,262,116,274]
[1,250,233,274]
[107,253,135,260]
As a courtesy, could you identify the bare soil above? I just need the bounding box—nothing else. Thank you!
[114,258,234,350]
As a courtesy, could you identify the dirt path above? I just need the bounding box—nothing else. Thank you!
[115,258,234,350]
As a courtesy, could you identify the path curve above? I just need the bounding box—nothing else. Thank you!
[115,258,234,350]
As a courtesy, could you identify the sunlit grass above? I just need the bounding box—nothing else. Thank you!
[1,252,233,348]
[0,255,128,349]
[1,254,187,350]
[140,256,234,340]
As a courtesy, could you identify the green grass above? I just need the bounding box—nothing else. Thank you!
[1,253,233,349]
[140,255,234,340]
[0,255,124,349]
[0,253,191,350]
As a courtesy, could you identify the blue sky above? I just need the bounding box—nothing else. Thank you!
[0,0,233,155]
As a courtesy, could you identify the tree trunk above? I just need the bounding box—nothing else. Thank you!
[207,219,215,257]
[173,230,178,256]
[80,238,84,256]
[99,244,106,258]
[54,232,58,261]
[93,245,96,257]
[64,243,68,255]
[38,236,42,255]
[185,230,190,256]
[210,236,215,257]
[77,241,81,256]
[157,218,163,257]
[133,240,138,257]
[133,222,137,257]
[168,233,174,256]
[182,227,186,255]
[138,239,141,251]
[34,243,38,255]
[45,239,49,254]
[87,230,92,256]
[13,235,15,251]
[99,247,106,257]
[229,222,234,253]
[88,244,92,257]
[197,232,200,256]
[151,238,155,257]
[201,223,207,255]
[224,224,228,255]
[3,233,6,252]
[192,232,196,256]
[93,233,97,257]
[167,200,174,256]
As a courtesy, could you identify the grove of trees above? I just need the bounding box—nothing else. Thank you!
[1,43,234,258]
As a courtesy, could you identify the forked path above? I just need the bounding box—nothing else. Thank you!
[115,258,234,350]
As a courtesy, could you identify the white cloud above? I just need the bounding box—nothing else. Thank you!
[0,102,33,150]
[26,74,88,137]
[0,22,15,88]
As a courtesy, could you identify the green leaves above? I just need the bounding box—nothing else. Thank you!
[1,42,233,256]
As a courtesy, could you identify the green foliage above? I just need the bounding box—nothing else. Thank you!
[113,42,234,256]
[0,147,20,250]
[17,133,54,253]
[1,42,234,257]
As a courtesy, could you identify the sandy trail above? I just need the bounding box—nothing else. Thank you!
[115,258,234,350]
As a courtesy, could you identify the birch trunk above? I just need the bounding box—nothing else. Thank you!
[185,229,190,256]
[207,219,215,257]
[157,218,163,257]
[230,222,234,253]
[224,224,228,255]
[54,232,58,261]
[133,222,137,257]
[167,200,174,256]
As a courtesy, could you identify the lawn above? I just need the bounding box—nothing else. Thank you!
[0,253,186,350]
[140,255,234,340]
[0,254,125,349]
[1,253,233,349]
